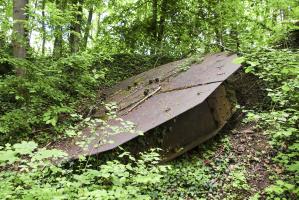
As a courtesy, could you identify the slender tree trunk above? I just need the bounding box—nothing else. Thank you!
[150,0,158,54]
[279,9,285,22]
[13,0,29,75]
[41,0,46,55]
[230,28,239,52]
[151,0,158,39]
[96,13,101,38]
[157,0,167,43]
[83,6,93,50]
[69,0,84,54]
[53,27,63,57]
[215,0,224,51]
[53,0,66,58]
[0,31,5,48]
[13,0,28,58]
[215,28,224,51]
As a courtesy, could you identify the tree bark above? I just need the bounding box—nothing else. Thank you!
[215,28,224,51]
[157,0,167,43]
[151,0,158,40]
[83,6,93,50]
[215,0,224,51]
[0,31,5,48]
[69,0,84,53]
[12,1,28,56]
[53,0,66,58]
[149,0,158,54]
[96,13,101,38]
[53,27,63,58]
[41,0,46,55]
[13,0,29,75]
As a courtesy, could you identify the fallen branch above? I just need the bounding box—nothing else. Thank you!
[127,86,161,113]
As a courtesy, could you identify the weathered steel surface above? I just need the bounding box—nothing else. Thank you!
[122,84,235,161]
[52,52,241,159]
[167,84,234,159]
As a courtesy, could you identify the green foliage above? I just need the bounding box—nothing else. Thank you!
[265,180,297,198]
[140,136,237,199]
[3,0,297,56]
[1,0,299,199]
[0,143,168,200]
[153,157,212,199]
[0,52,168,143]
[242,49,299,198]
[179,54,203,72]
[227,167,250,191]
[0,53,100,143]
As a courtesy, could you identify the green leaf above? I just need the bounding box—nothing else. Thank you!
[287,161,299,172]
[46,116,58,127]
[245,66,254,73]
[32,149,67,161]
[0,150,18,164]
[13,141,38,155]
[233,57,245,64]
[281,84,290,92]
[65,129,77,137]
[247,61,259,67]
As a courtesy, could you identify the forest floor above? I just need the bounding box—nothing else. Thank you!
[215,120,273,199]
[1,51,297,200]
[163,72,286,200]
[170,115,278,199]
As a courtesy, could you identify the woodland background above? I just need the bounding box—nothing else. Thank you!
[0,0,298,199]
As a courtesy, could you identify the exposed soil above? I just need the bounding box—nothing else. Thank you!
[228,120,273,198]
[216,72,275,199]
[177,72,277,199]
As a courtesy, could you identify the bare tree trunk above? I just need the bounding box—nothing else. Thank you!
[41,0,46,55]
[215,28,224,51]
[53,27,63,57]
[69,0,84,54]
[215,0,224,51]
[53,0,66,58]
[96,13,101,38]
[149,0,158,54]
[13,0,29,75]
[151,0,158,39]
[83,6,93,50]
[0,31,5,48]
[12,0,28,57]
[157,0,167,43]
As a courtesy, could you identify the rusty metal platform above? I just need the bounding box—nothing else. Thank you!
[52,52,241,160]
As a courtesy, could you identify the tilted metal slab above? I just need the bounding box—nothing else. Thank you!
[52,52,241,159]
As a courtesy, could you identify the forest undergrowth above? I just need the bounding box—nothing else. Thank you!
[0,49,298,200]
[0,0,298,198]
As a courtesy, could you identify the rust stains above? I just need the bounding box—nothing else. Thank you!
[51,52,242,160]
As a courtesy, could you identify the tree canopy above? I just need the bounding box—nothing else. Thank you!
[0,0,297,58]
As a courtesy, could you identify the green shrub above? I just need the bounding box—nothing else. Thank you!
[0,52,171,144]
[242,49,299,199]
[0,141,169,200]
